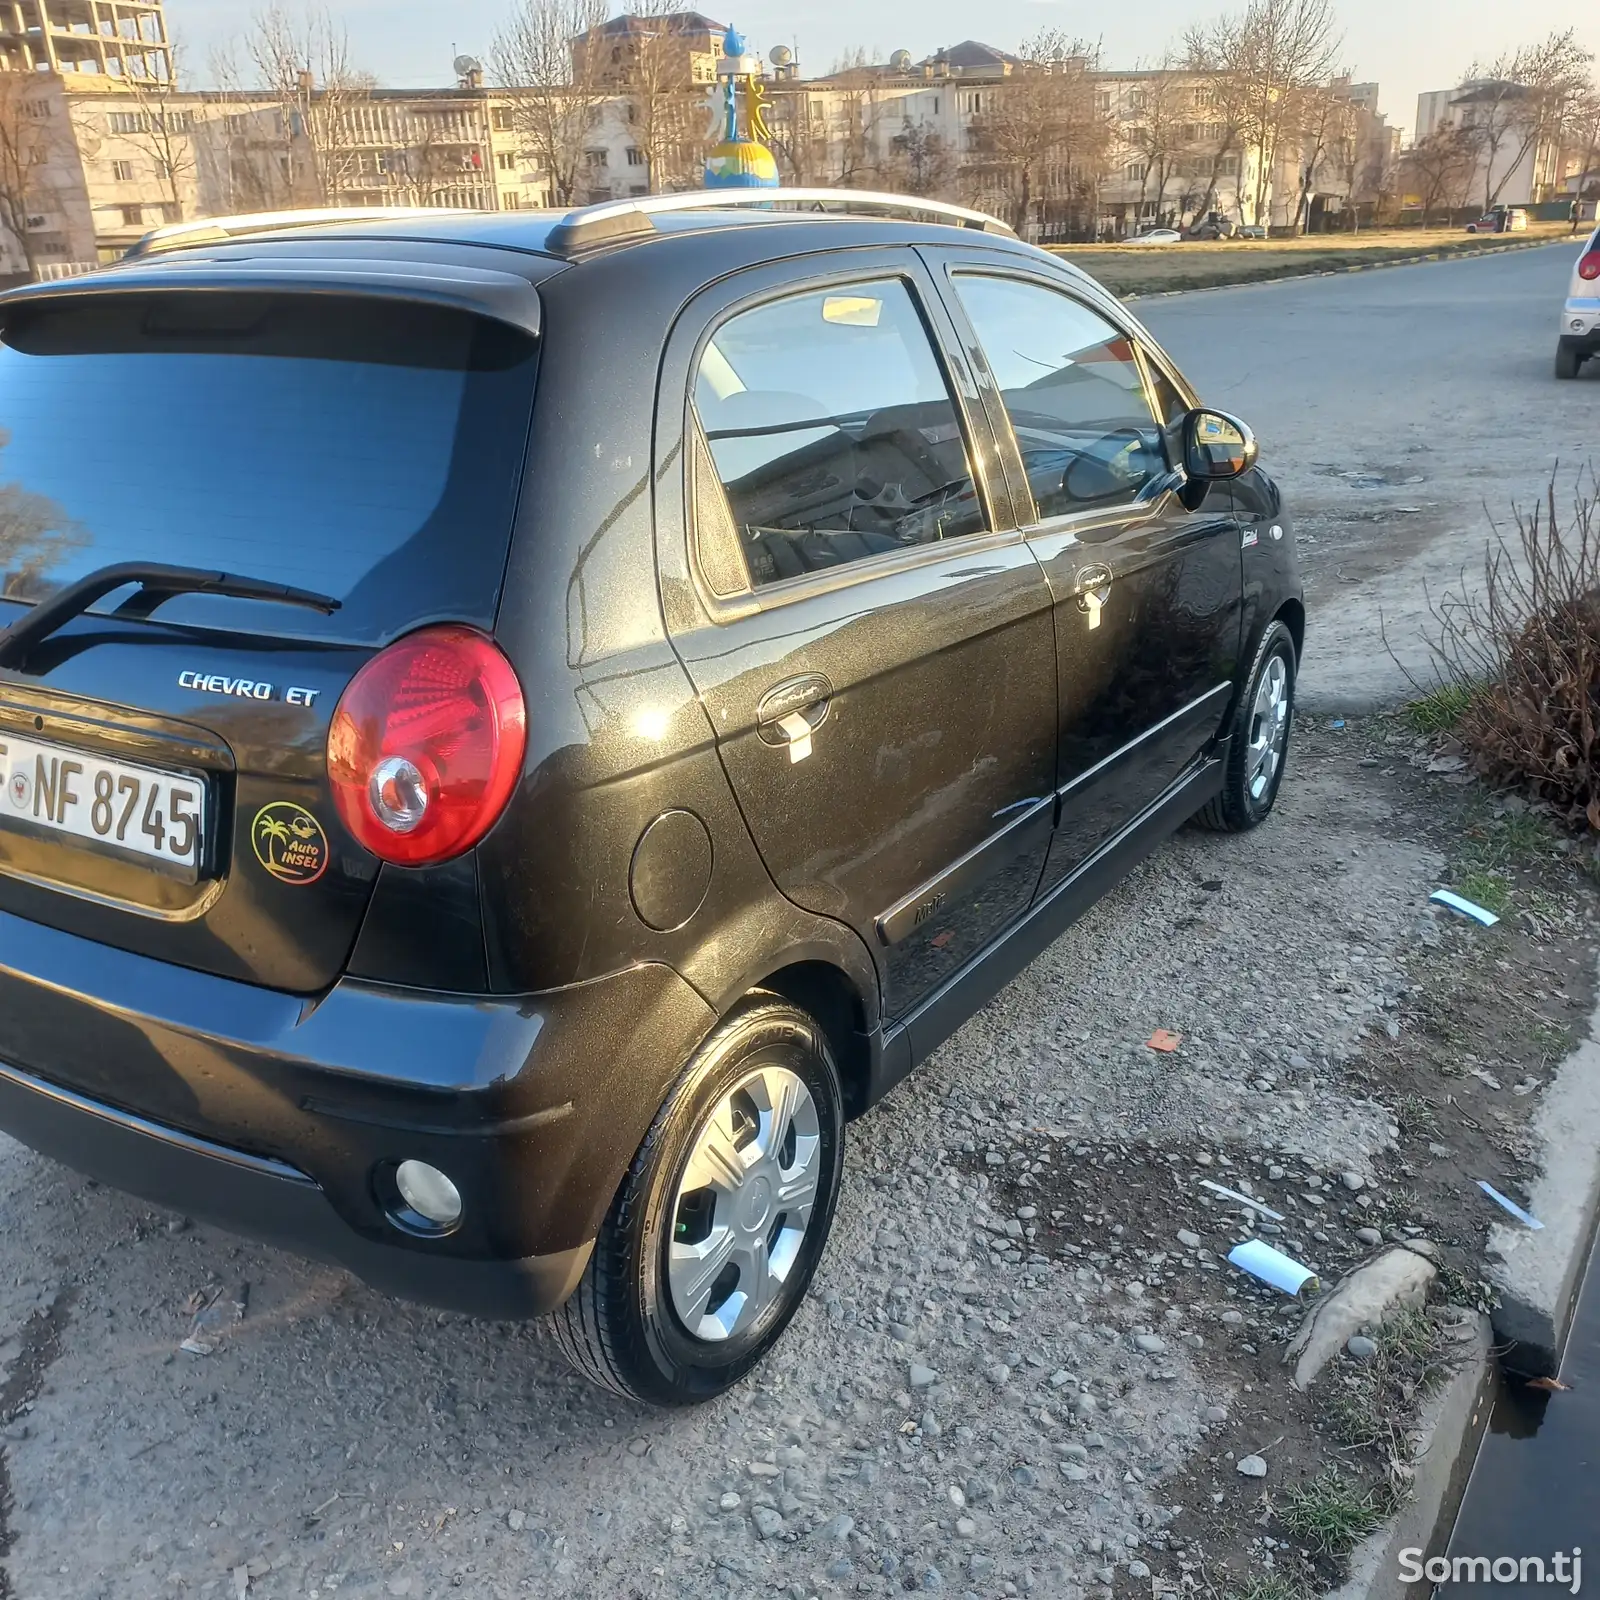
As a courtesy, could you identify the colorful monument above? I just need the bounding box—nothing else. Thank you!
[704,27,779,189]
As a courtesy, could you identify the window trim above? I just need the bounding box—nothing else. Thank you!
[940,263,1192,541]
[680,265,1014,620]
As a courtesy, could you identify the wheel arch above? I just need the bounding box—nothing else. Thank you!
[1274,597,1305,662]
[750,957,878,1122]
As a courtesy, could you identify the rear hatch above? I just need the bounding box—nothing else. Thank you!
[0,282,538,991]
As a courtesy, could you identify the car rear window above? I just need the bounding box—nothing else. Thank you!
[0,293,538,644]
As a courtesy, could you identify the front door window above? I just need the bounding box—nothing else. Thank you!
[951,274,1168,523]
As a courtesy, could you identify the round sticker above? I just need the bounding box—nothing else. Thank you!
[252,801,329,885]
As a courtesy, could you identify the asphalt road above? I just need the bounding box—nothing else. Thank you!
[1138,238,1600,710]
[1439,1246,1597,1598]
[0,243,1588,1600]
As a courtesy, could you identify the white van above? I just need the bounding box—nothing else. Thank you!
[1556,227,1600,379]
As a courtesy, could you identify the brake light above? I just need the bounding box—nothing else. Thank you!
[327,626,526,867]
[1580,254,1600,281]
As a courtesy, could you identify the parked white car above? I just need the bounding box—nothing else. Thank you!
[1556,227,1600,379]
[1128,228,1183,245]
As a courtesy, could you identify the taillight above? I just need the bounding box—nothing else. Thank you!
[327,625,526,867]
[1579,254,1600,281]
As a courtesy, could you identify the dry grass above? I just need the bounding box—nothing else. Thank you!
[1052,224,1569,296]
[1408,471,1600,834]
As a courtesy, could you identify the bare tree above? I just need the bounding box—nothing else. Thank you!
[1404,124,1479,225]
[1565,86,1600,213]
[607,0,710,193]
[242,5,374,206]
[883,121,954,198]
[1286,80,1354,233]
[1122,61,1200,228]
[808,51,891,189]
[1183,22,1252,223]
[388,107,481,206]
[0,428,87,592]
[1360,137,1400,226]
[1197,0,1341,226]
[1462,30,1594,209]
[116,42,198,220]
[204,42,295,211]
[0,76,57,280]
[965,33,1110,236]
[492,0,609,207]
[764,83,822,185]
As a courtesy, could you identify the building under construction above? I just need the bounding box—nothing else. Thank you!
[0,0,172,81]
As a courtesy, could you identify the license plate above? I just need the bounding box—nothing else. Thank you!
[0,734,205,873]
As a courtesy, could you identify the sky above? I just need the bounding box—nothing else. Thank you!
[185,0,1600,140]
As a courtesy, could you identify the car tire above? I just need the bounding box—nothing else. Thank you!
[1193,619,1296,833]
[548,995,845,1405]
[1555,341,1583,380]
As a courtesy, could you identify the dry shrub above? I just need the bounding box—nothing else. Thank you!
[1419,470,1600,833]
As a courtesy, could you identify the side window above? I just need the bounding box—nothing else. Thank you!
[952,274,1167,521]
[694,277,986,590]
[1143,358,1190,467]
[1145,360,1190,428]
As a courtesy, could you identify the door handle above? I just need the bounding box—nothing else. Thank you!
[773,711,815,763]
[1075,564,1113,629]
[756,674,832,763]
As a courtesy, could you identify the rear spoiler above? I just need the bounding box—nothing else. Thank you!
[0,254,542,340]
[122,206,476,261]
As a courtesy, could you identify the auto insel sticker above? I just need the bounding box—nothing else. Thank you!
[252,801,329,885]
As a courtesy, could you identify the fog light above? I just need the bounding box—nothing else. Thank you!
[1574,319,1587,331]
[395,1160,462,1226]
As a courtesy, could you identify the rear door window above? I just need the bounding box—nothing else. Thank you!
[0,294,538,643]
[694,277,986,589]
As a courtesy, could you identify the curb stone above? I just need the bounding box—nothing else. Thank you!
[1485,958,1600,1376]
[1327,1314,1494,1600]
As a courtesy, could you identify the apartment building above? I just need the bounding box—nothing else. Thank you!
[0,75,518,278]
[0,4,1401,280]
[572,10,726,88]
[1412,80,1566,208]
[760,45,1392,236]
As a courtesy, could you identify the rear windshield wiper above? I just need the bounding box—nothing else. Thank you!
[0,561,340,670]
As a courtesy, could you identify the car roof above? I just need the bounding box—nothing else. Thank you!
[0,198,1109,342]
[140,203,1020,262]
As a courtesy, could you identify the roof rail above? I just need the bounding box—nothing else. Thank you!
[545,187,1015,253]
[122,206,480,260]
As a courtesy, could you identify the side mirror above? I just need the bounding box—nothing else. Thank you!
[1182,409,1258,481]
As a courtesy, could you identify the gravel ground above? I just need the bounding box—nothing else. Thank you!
[0,247,1595,1600]
[0,733,1460,1600]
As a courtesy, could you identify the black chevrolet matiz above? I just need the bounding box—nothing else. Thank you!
[0,191,1301,1403]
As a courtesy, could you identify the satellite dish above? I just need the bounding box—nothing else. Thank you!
[769,44,792,66]
[889,48,912,72]
[453,54,482,77]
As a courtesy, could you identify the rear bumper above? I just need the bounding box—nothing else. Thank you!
[1560,299,1600,349]
[0,1060,590,1317]
[0,908,715,1318]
